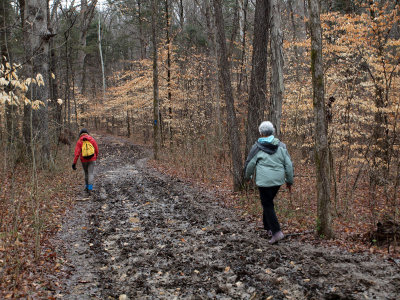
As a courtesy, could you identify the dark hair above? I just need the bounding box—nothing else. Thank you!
[79,128,89,136]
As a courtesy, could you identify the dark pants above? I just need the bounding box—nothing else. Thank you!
[82,161,95,189]
[259,186,281,234]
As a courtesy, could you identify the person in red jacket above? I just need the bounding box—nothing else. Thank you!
[72,128,99,194]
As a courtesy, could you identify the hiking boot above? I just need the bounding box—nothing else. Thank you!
[266,230,272,237]
[87,184,93,195]
[268,231,284,244]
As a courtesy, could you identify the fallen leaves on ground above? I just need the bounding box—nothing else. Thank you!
[0,148,78,298]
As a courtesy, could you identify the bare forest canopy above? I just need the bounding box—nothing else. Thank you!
[1,0,400,251]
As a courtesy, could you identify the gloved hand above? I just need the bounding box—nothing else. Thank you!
[72,163,76,170]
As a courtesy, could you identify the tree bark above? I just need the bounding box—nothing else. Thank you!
[288,0,306,43]
[237,0,248,97]
[98,11,106,99]
[179,0,184,30]
[126,108,131,138]
[204,0,214,51]
[269,0,284,137]
[0,0,11,62]
[213,0,243,191]
[137,0,146,59]
[228,0,240,58]
[245,0,270,157]
[308,0,333,239]
[152,0,160,160]
[48,10,61,127]
[165,0,172,143]
[1,0,18,144]
[23,0,51,163]
[76,0,98,94]
[64,29,72,129]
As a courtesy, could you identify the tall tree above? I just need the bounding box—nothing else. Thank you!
[245,0,270,157]
[76,0,98,94]
[165,0,172,143]
[213,0,243,191]
[308,0,333,238]
[237,0,249,96]
[137,0,147,59]
[0,0,12,61]
[269,0,284,136]
[48,0,62,126]
[98,11,106,99]
[23,0,52,162]
[227,0,240,58]
[1,0,18,144]
[178,0,184,30]
[152,0,160,159]
[287,0,307,81]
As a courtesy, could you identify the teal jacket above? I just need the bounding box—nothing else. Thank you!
[244,138,294,187]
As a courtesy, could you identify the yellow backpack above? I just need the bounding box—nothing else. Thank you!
[82,140,95,159]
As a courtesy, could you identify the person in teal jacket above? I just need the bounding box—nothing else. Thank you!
[244,121,294,244]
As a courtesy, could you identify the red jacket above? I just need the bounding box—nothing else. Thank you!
[73,134,99,164]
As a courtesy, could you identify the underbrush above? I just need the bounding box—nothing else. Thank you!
[0,146,78,298]
[151,140,400,259]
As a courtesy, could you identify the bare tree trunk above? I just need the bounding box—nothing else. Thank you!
[269,0,284,136]
[228,0,240,57]
[152,0,160,160]
[49,34,60,125]
[179,0,184,30]
[23,0,52,163]
[1,0,18,145]
[126,108,131,138]
[165,0,173,143]
[309,0,333,239]
[288,0,307,82]
[213,0,243,191]
[19,0,30,146]
[204,0,214,51]
[245,0,270,157]
[237,0,248,97]
[138,0,146,59]
[204,0,221,138]
[76,0,98,94]
[288,0,299,56]
[64,31,71,129]
[288,0,306,42]
[98,11,106,99]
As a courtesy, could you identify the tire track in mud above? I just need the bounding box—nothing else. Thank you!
[59,136,400,299]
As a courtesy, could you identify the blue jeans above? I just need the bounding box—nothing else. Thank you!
[258,186,281,234]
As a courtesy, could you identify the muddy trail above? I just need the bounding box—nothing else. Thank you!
[57,135,400,300]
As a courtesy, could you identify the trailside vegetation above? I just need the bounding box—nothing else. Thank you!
[1,0,400,296]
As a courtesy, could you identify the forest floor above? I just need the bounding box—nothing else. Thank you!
[55,135,400,299]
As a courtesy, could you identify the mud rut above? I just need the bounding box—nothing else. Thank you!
[58,135,400,300]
